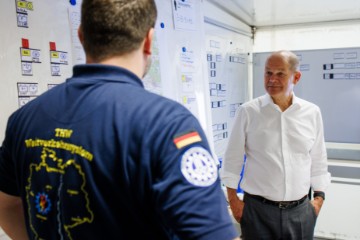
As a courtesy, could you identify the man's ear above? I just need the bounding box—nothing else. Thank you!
[78,25,84,46]
[143,28,154,55]
[293,71,301,85]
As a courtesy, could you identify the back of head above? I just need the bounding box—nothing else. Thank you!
[81,0,157,62]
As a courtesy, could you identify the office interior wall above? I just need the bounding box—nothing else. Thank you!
[203,0,253,163]
[152,0,220,152]
[252,21,360,157]
[253,21,360,239]
[203,1,251,33]
[0,0,253,156]
[253,20,360,52]
[0,0,74,142]
[253,48,360,146]
[0,0,216,146]
[204,23,252,162]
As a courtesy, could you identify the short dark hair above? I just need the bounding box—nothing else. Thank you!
[81,0,157,61]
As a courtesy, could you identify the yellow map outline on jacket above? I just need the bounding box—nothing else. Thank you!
[25,130,94,240]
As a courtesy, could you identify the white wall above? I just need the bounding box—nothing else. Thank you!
[203,1,252,34]
[0,228,10,240]
[253,20,360,52]
[0,0,74,142]
[316,160,360,240]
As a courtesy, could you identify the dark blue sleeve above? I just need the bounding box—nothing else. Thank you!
[0,118,20,196]
[151,112,238,240]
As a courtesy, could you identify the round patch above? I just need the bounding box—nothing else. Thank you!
[181,147,218,187]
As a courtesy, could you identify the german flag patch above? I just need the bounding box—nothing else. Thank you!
[173,131,202,149]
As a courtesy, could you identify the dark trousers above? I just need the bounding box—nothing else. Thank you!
[240,194,317,240]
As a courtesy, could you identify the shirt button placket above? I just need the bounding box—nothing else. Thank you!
[281,112,290,200]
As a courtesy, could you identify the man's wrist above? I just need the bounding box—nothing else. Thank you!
[313,191,325,200]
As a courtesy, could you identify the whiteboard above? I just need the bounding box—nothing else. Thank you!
[0,0,75,142]
[253,48,360,145]
[0,0,215,145]
[204,22,251,161]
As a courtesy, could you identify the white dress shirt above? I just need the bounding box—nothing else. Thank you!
[220,93,331,201]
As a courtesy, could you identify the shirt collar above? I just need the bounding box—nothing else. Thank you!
[261,92,302,108]
[261,94,273,107]
[71,64,144,88]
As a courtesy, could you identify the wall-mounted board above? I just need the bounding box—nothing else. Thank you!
[0,0,215,145]
[253,48,360,160]
[204,21,251,161]
[253,48,360,143]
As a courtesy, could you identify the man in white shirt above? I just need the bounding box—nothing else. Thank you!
[221,50,331,239]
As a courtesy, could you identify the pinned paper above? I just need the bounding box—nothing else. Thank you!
[172,0,196,31]
[49,42,68,76]
[17,82,39,107]
[16,0,33,28]
[20,38,41,76]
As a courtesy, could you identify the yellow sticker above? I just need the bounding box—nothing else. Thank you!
[17,1,27,8]
[27,2,33,10]
[182,96,187,104]
[51,52,59,58]
[21,49,31,56]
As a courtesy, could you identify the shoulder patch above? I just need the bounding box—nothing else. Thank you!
[173,131,201,149]
[181,147,218,187]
